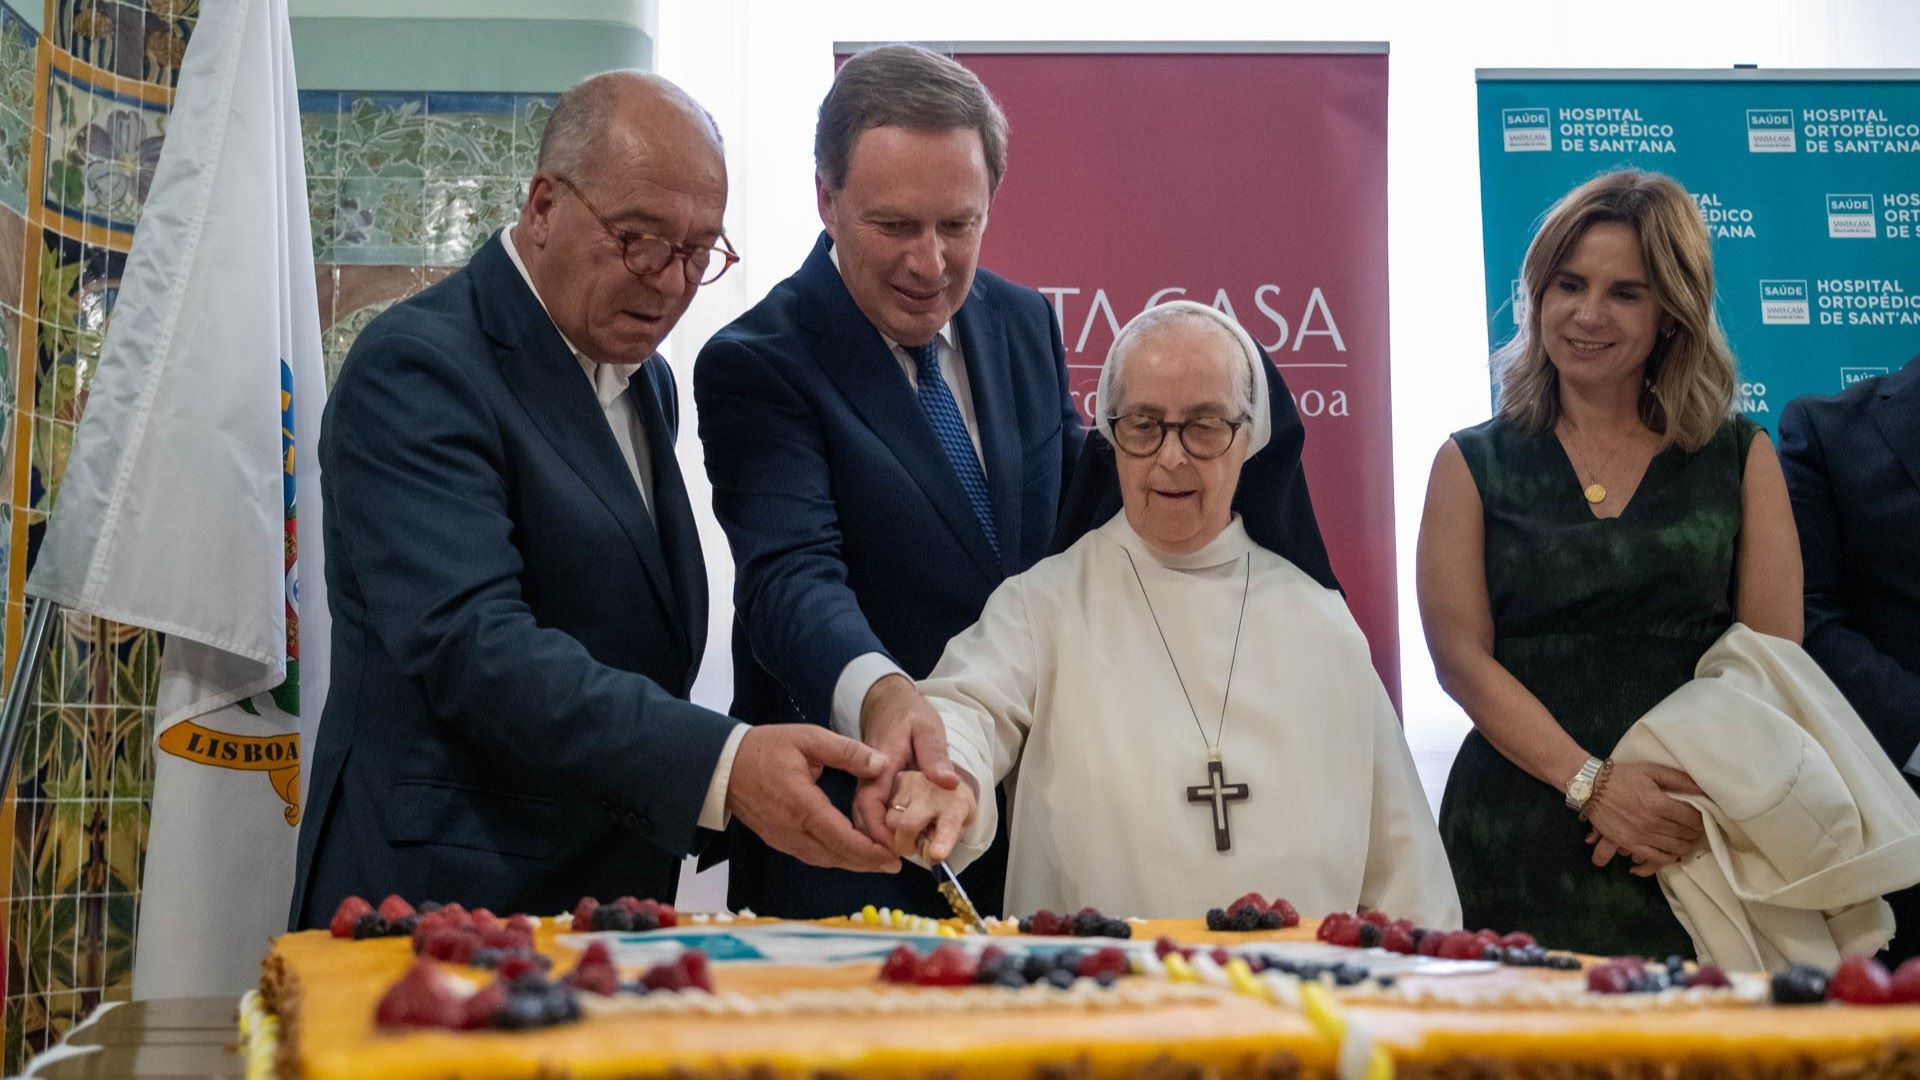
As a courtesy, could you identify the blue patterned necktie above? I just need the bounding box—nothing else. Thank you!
[905,340,999,559]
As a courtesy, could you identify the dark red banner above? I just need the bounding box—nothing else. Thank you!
[938,46,1399,703]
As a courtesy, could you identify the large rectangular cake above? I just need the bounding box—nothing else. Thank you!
[249,894,1920,1080]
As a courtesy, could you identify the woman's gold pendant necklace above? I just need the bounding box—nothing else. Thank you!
[1561,422,1629,506]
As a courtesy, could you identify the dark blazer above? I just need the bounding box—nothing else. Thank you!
[1778,354,1920,781]
[290,233,737,929]
[694,233,1084,918]
[1779,353,1920,966]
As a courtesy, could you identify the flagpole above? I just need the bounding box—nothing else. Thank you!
[0,596,60,794]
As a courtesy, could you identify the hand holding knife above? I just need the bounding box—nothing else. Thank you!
[920,839,989,934]
[883,768,988,934]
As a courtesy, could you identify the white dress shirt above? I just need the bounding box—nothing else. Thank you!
[824,244,987,739]
[503,224,744,831]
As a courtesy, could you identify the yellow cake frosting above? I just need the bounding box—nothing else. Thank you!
[255,912,1920,1080]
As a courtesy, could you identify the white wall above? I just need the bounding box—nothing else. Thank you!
[650,0,1920,908]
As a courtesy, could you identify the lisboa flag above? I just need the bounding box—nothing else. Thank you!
[24,0,328,997]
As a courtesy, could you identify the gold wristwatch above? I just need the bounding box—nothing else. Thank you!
[1564,756,1604,812]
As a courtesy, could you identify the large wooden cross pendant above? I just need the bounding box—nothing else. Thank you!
[1186,755,1251,852]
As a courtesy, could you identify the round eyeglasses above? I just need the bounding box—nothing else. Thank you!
[551,174,740,286]
[1107,413,1247,460]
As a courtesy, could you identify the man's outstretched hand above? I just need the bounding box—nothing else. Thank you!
[852,675,960,848]
[727,724,902,874]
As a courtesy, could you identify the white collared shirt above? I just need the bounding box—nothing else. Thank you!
[502,223,654,516]
[828,244,983,460]
[824,243,986,739]
[503,224,743,832]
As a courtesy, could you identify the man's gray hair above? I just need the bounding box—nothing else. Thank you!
[536,71,722,181]
[815,43,1009,194]
[1095,301,1271,457]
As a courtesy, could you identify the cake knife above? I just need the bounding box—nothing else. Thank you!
[920,839,989,934]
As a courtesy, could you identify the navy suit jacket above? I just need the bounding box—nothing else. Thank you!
[1779,354,1920,786]
[694,233,1084,917]
[290,233,737,928]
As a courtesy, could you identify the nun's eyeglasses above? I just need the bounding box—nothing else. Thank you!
[1107,413,1247,459]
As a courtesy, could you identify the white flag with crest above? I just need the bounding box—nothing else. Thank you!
[25,0,328,997]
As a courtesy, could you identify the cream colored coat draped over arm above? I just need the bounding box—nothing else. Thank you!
[919,514,1460,926]
[1615,624,1920,972]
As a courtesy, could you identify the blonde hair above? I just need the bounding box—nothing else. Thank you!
[1495,169,1735,452]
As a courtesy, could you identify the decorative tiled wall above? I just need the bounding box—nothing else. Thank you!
[2,0,182,1069]
[304,89,547,387]
[0,0,550,1068]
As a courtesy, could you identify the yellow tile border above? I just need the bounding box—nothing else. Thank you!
[6,31,50,694]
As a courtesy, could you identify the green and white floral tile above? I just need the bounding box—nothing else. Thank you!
[299,91,341,182]
[512,94,553,178]
[307,175,339,263]
[339,93,426,179]
[0,9,33,119]
[477,175,524,241]
[327,175,426,265]
[423,177,482,265]
[424,95,514,180]
[0,104,27,213]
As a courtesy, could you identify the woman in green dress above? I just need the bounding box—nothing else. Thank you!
[1417,170,1804,958]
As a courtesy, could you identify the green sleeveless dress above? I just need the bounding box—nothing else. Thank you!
[1437,413,1761,958]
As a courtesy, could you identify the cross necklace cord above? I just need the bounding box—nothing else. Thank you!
[1122,548,1254,852]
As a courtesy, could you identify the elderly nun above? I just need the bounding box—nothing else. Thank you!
[883,301,1460,923]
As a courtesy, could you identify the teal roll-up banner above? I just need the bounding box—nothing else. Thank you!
[1476,70,1920,432]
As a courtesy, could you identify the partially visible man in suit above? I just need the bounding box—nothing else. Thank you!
[1779,353,1920,964]
[291,72,900,929]
[695,45,1084,918]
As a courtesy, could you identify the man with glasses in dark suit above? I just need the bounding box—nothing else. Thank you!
[292,71,899,929]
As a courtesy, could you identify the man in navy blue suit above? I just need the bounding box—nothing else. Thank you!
[291,72,900,930]
[1779,353,1920,964]
[695,45,1085,918]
